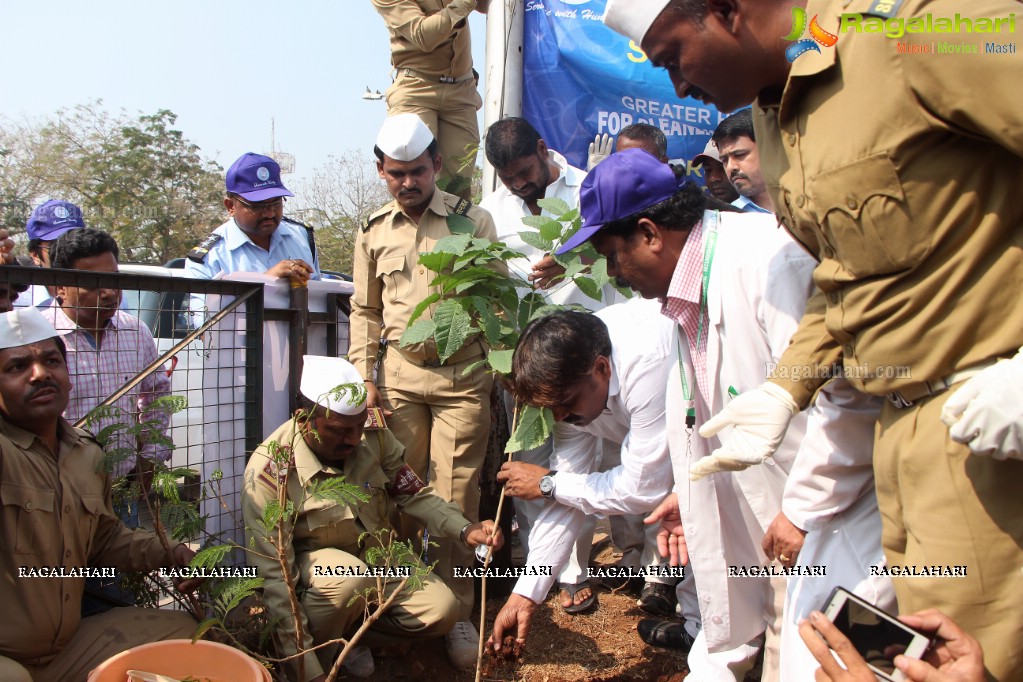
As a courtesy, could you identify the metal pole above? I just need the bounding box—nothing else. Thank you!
[288,282,310,414]
[482,0,524,198]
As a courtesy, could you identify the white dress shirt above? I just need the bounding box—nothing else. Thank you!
[513,298,675,602]
[481,150,615,309]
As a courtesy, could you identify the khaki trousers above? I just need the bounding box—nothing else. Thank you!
[386,72,481,200]
[0,607,196,682]
[378,350,493,620]
[875,386,1023,681]
[297,547,458,673]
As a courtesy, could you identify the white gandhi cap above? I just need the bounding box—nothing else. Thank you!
[300,355,367,416]
[375,113,435,162]
[604,0,672,45]
[0,308,68,350]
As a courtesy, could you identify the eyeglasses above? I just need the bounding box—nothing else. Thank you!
[233,196,286,214]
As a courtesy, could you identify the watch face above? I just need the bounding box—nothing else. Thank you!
[539,476,554,496]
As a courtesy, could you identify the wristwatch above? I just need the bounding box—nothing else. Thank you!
[539,470,558,499]
[459,522,472,545]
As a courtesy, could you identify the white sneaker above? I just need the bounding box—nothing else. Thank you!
[340,644,375,678]
[445,620,479,669]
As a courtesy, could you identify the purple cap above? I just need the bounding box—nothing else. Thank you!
[225,153,294,202]
[25,200,86,241]
[557,148,686,255]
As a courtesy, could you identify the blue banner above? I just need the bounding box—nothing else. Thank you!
[521,0,727,180]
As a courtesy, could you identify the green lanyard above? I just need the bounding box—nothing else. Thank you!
[677,212,719,429]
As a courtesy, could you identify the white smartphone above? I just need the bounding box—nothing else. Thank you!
[821,586,932,682]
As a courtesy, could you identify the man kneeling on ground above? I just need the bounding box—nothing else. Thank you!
[242,356,503,681]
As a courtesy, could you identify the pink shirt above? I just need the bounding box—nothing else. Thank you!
[44,305,172,477]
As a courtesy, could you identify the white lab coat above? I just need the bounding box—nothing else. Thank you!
[667,210,815,654]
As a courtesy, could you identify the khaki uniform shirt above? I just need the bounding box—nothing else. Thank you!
[758,0,1023,406]
[241,419,469,673]
[349,189,498,378]
[372,0,474,79]
[0,418,176,664]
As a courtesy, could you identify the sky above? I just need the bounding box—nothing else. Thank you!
[0,1,488,185]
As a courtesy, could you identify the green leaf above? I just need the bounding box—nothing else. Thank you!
[192,617,221,643]
[562,259,588,280]
[519,230,553,253]
[487,349,514,375]
[505,405,554,453]
[432,233,473,255]
[574,275,604,302]
[539,219,565,244]
[400,318,437,347]
[461,358,489,376]
[527,304,568,323]
[190,544,233,570]
[433,300,473,364]
[419,251,454,273]
[470,296,502,346]
[537,196,571,216]
[446,212,476,235]
[406,292,441,326]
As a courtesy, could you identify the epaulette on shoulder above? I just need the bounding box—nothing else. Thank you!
[363,206,391,233]
[282,217,313,231]
[186,233,223,263]
[443,193,474,217]
[74,425,101,446]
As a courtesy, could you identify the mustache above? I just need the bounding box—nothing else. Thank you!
[398,187,421,195]
[614,276,632,289]
[26,381,60,400]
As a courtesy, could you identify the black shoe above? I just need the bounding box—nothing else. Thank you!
[638,581,677,617]
[637,618,695,653]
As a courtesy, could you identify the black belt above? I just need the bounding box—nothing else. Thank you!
[401,68,474,84]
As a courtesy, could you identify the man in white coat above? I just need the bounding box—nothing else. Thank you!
[557,148,889,680]
[486,298,676,648]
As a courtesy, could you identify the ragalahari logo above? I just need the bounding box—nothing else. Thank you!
[783,7,839,62]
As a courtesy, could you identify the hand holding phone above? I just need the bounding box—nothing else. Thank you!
[805,587,932,682]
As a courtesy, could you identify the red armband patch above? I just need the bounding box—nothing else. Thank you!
[388,464,425,496]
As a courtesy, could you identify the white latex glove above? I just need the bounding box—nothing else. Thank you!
[586,133,614,170]
[691,382,799,480]
[940,354,1023,460]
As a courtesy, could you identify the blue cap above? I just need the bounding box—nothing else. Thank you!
[25,200,86,241]
[557,148,685,255]
[225,153,294,202]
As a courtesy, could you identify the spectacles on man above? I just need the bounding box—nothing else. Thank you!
[233,196,286,214]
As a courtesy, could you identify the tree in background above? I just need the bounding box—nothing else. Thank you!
[0,100,223,264]
[290,151,391,275]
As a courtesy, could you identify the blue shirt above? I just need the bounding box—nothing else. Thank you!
[183,217,322,281]
[731,195,773,215]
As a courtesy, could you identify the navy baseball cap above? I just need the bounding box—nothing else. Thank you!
[25,200,86,241]
[557,148,686,255]
[225,153,294,202]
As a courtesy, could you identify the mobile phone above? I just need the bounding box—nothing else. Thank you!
[821,586,932,682]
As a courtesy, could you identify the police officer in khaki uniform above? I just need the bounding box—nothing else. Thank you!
[371,0,487,199]
[0,308,197,682]
[350,112,498,668]
[242,356,501,680]
[604,1,1023,678]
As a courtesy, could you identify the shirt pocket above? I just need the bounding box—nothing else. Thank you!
[0,482,56,555]
[79,494,105,558]
[377,255,411,303]
[812,153,924,278]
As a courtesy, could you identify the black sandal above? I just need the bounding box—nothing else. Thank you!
[559,581,598,614]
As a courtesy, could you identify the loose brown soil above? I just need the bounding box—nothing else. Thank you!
[361,526,763,682]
